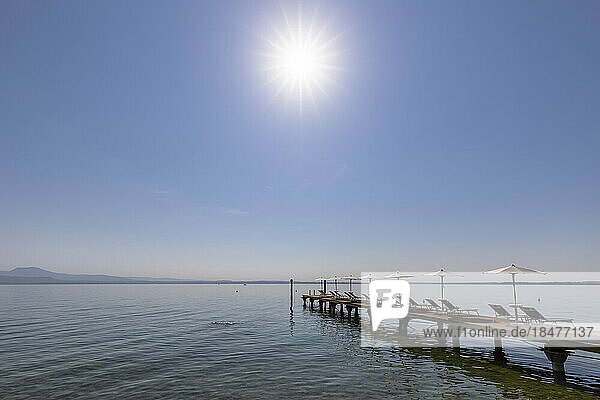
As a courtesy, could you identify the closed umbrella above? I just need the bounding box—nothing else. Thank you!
[484,264,546,323]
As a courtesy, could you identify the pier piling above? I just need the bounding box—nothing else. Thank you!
[436,322,446,346]
[450,324,460,351]
[290,279,294,313]
[543,347,569,384]
[398,319,409,335]
[300,291,598,386]
[492,336,507,363]
[493,336,502,351]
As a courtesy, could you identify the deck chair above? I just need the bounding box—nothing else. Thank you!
[439,299,479,315]
[424,298,442,311]
[331,291,350,300]
[519,306,574,325]
[362,293,370,302]
[489,304,513,322]
[488,304,527,323]
[409,298,429,310]
[345,292,363,302]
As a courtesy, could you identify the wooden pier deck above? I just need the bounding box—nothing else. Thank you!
[302,293,364,318]
[301,292,600,383]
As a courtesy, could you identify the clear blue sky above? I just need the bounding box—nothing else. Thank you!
[1,0,599,279]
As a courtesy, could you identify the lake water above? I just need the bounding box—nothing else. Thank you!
[1,283,599,399]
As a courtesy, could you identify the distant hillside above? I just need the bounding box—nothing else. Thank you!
[0,267,299,284]
[0,267,167,284]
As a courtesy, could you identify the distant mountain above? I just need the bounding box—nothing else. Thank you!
[0,267,302,285]
[0,267,165,284]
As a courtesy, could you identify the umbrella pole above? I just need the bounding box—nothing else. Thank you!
[441,276,445,311]
[512,273,518,324]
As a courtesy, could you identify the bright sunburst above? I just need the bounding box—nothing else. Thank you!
[260,5,343,115]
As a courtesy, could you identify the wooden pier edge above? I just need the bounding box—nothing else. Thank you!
[300,292,600,384]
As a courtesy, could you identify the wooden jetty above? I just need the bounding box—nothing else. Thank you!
[302,291,364,318]
[301,291,600,384]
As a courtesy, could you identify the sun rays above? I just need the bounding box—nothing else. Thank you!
[259,4,344,116]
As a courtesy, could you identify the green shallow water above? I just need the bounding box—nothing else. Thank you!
[0,284,598,399]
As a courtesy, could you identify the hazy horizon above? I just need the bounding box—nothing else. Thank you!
[3,265,600,283]
[2,0,599,280]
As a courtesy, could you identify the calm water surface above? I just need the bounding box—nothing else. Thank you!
[1,284,599,399]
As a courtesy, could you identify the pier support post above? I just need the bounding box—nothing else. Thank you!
[290,279,294,313]
[493,336,506,364]
[450,324,460,351]
[399,319,409,335]
[319,300,323,312]
[543,347,569,384]
[493,335,502,351]
[436,322,446,347]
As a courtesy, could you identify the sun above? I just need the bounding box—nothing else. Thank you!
[286,48,317,76]
[260,6,343,115]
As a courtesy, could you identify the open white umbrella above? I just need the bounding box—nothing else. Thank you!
[359,273,377,282]
[484,264,546,323]
[314,277,326,294]
[315,276,325,289]
[341,275,360,291]
[327,275,339,291]
[424,268,463,309]
[384,271,414,280]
